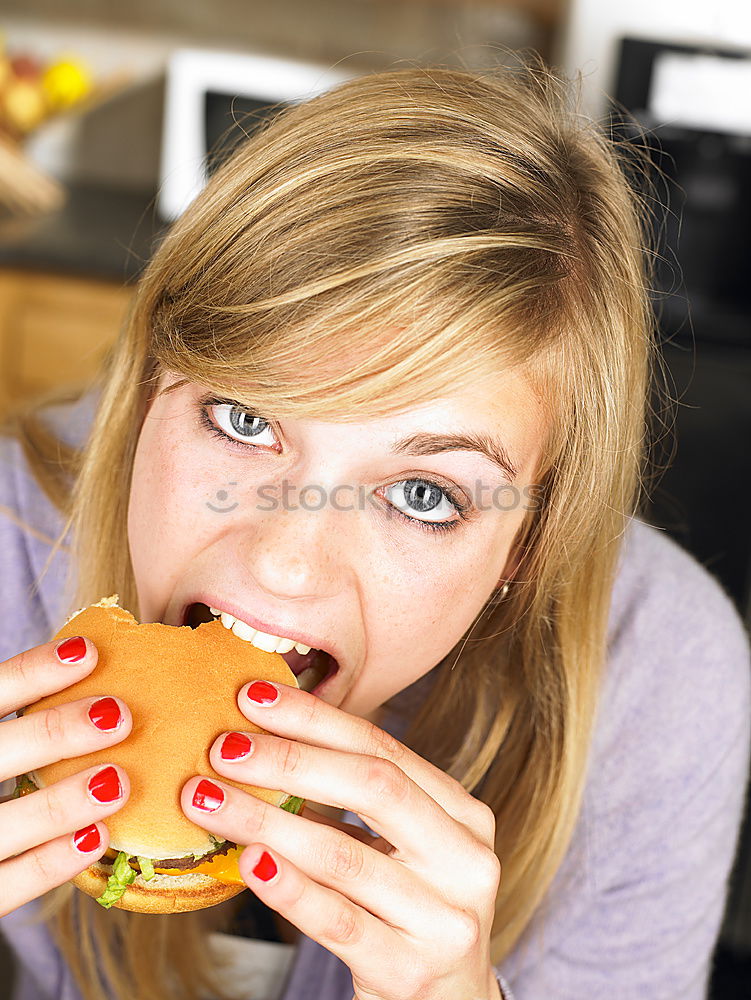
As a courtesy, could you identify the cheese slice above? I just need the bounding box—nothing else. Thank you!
[153,844,245,885]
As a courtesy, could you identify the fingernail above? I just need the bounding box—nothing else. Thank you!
[252,850,278,882]
[73,824,101,853]
[245,681,280,706]
[88,766,122,804]
[192,778,224,812]
[220,732,253,761]
[88,697,122,732]
[56,636,87,664]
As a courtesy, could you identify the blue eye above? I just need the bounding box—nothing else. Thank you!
[383,479,466,533]
[199,398,279,450]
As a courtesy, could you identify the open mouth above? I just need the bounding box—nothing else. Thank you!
[181,602,339,694]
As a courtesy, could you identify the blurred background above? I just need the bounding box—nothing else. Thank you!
[0,1,749,997]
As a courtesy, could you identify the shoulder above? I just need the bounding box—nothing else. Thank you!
[498,521,750,995]
[0,388,100,659]
[0,432,64,662]
[609,517,748,659]
[603,517,750,729]
[501,523,751,993]
[589,517,751,865]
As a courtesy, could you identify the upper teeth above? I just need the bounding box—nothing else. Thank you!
[209,607,312,656]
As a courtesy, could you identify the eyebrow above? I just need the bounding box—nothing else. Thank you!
[391,431,519,483]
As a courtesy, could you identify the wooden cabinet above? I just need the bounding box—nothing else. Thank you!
[0,268,133,421]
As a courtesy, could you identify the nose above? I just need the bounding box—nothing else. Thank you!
[233,493,348,602]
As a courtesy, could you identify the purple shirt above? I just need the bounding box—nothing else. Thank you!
[1,389,749,1000]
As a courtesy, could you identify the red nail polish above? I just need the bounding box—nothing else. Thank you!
[88,766,122,803]
[88,697,122,732]
[220,732,252,760]
[246,681,279,705]
[252,850,278,881]
[56,636,87,664]
[192,778,224,811]
[73,824,101,853]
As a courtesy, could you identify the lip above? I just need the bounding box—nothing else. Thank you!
[173,596,345,676]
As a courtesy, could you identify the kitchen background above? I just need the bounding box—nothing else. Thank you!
[0,1,749,997]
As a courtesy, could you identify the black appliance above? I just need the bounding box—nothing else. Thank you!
[609,36,751,619]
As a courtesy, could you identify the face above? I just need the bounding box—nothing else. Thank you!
[127,369,545,721]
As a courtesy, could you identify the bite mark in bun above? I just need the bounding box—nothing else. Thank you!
[17,595,304,913]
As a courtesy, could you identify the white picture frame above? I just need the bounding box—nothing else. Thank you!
[158,48,355,220]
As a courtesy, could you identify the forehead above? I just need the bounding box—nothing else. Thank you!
[377,369,546,479]
[358,368,542,444]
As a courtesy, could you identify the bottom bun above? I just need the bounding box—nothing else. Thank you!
[73,862,247,914]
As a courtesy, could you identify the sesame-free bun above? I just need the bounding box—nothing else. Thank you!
[24,595,299,912]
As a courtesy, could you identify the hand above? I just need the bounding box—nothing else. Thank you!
[0,636,131,916]
[181,680,502,1000]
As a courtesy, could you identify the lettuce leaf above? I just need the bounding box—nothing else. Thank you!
[11,774,36,798]
[95,851,137,909]
[280,795,305,815]
[137,856,155,881]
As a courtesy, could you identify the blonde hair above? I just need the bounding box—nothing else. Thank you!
[5,54,664,1000]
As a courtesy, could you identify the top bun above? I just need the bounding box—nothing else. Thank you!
[24,595,299,860]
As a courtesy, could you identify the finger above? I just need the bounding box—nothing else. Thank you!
[208,730,467,874]
[0,821,111,918]
[0,636,99,720]
[0,695,132,784]
[302,805,394,852]
[237,841,409,992]
[181,775,429,933]
[237,681,495,845]
[0,762,130,862]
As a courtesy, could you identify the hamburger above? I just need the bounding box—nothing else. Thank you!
[14,595,322,913]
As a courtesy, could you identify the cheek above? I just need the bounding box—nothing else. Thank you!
[343,544,500,714]
[126,420,213,610]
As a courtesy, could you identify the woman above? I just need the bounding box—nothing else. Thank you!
[0,58,749,1000]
